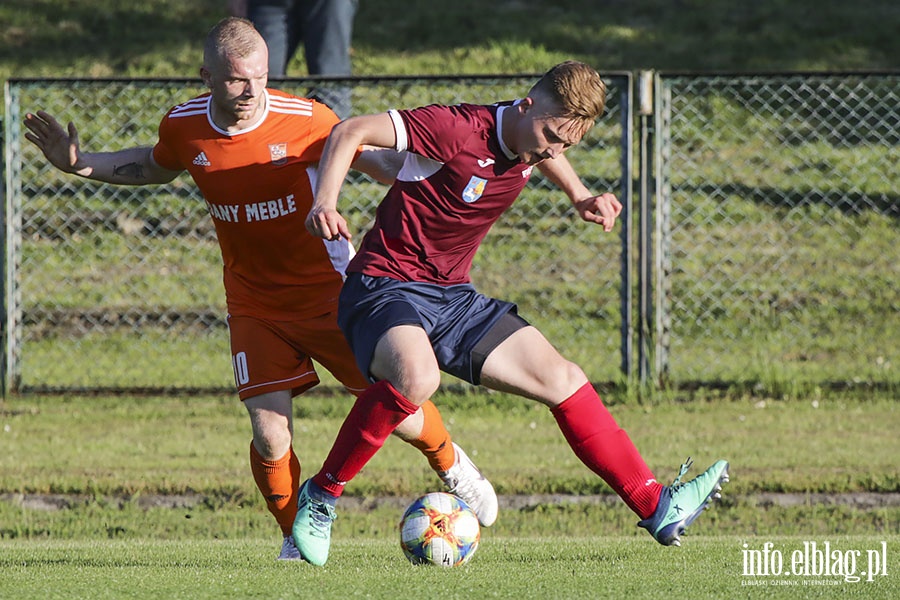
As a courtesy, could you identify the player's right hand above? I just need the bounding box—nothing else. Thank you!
[23,111,89,176]
[306,204,352,241]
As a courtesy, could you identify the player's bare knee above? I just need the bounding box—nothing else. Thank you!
[246,408,291,458]
[252,426,292,460]
[372,351,440,405]
[543,360,589,404]
[393,369,440,405]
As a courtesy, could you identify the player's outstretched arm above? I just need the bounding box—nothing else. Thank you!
[307,112,397,241]
[24,110,181,185]
[537,154,622,233]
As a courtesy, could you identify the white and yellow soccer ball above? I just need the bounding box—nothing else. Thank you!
[399,492,480,567]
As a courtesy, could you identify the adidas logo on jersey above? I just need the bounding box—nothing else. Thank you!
[192,152,211,167]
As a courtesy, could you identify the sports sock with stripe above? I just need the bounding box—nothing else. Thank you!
[551,382,663,519]
[405,399,456,472]
[249,443,301,536]
[313,380,419,496]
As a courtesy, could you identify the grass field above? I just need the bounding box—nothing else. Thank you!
[1,393,898,598]
[3,393,899,498]
[1,537,897,599]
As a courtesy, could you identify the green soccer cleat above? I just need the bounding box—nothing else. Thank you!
[291,479,337,566]
[638,457,729,547]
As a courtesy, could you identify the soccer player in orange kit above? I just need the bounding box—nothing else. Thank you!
[23,16,497,561]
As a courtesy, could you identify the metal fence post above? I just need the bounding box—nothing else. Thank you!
[3,82,22,397]
[653,73,672,386]
[619,73,635,381]
[636,70,654,387]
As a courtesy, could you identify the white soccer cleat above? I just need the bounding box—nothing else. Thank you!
[277,535,302,561]
[439,442,498,527]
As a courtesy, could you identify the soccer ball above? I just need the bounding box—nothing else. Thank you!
[399,492,480,567]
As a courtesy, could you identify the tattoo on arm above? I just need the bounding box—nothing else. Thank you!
[113,162,145,180]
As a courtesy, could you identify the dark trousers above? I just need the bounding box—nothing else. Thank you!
[248,0,357,118]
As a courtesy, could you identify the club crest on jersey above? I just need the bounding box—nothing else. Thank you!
[268,143,288,165]
[462,176,488,203]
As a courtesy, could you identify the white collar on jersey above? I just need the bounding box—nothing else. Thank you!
[494,100,521,161]
[206,89,271,137]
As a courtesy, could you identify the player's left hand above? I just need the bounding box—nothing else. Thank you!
[574,192,622,232]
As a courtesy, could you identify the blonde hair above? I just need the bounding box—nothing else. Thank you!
[203,17,265,70]
[529,61,607,132]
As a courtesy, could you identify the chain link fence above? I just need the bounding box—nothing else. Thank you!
[5,73,897,395]
[653,73,899,389]
[4,75,631,394]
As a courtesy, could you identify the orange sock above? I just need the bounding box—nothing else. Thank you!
[407,400,456,472]
[249,442,301,537]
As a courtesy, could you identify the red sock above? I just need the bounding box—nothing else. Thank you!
[551,382,663,518]
[313,380,419,496]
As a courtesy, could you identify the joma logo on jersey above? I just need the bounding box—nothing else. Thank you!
[462,176,488,203]
[268,143,288,165]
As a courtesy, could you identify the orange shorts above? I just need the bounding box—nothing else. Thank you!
[227,311,369,401]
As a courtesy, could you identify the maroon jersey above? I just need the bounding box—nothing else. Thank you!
[347,102,534,284]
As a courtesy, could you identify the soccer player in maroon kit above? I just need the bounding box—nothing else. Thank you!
[293,61,729,566]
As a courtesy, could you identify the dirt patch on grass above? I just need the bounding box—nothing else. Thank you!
[4,492,899,512]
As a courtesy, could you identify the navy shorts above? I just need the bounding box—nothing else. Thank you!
[338,273,529,385]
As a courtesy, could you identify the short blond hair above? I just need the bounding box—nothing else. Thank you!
[529,61,607,131]
[203,17,265,69]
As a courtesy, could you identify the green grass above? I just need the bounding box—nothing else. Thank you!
[22,234,223,310]
[2,490,897,542]
[2,393,898,499]
[0,537,897,599]
[1,393,897,560]
[22,330,231,390]
[2,0,897,85]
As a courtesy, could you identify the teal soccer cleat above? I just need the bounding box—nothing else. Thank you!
[638,458,729,546]
[291,479,337,566]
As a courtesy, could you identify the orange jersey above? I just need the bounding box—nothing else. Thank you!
[152,89,351,320]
